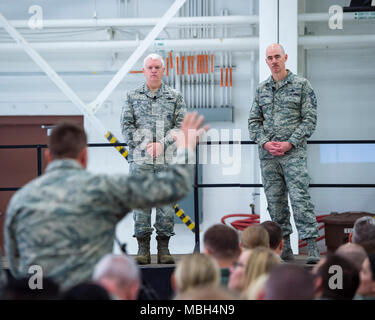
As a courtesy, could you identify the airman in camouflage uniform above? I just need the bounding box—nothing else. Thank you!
[121,54,186,265]
[248,44,320,264]
[4,117,201,289]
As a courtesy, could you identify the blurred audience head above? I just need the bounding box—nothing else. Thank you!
[203,224,240,268]
[356,253,375,298]
[228,249,252,293]
[260,221,283,255]
[352,216,375,244]
[242,247,281,293]
[240,225,269,250]
[46,122,87,167]
[336,242,368,272]
[173,253,220,295]
[175,286,236,300]
[243,274,269,300]
[312,254,359,300]
[92,254,140,300]
[263,264,315,300]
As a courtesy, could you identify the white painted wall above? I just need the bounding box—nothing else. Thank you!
[0,0,374,256]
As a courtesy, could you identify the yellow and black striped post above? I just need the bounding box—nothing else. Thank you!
[105,131,129,160]
[174,204,195,233]
[105,131,196,233]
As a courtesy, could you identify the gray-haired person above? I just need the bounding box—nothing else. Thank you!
[121,53,187,265]
[350,216,375,244]
[93,254,140,300]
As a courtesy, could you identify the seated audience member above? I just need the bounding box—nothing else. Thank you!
[243,274,269,300]
[4,113,206,289]
[240,225,269,250]
[350,216,375,244]
[242,247,280,297]
[62,282,111,300]
[172,253,220,296]
[0,277,60,300]
[312,254,359,300]
[92,254,140,300]
[260,221,283,256]
[359,240,375,255]
[355,253,375,300]
[228,249,252,294]
[263,264,315,300]
[336,243,368,272]
[175,286,236,300]
[203,224,241,287]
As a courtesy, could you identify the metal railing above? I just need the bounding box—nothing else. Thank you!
[1,139,375,251]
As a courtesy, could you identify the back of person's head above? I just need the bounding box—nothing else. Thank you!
[175,286,236,300]
[264,264,315,300]
[243,247,280,291]
[357,253,375,298]
[0,277,60,300]
[244,274,269,300]
[48,122,87,159]
[174,253,220,294]
[260,221,283,250]
[336,243,368,272]
[314,254,359,300]
[359,240,375,255]
[62,282,110,300]
[203,224,240,265]
[352,216,375,244]
[92,254,140,300]
[240,225,269,249]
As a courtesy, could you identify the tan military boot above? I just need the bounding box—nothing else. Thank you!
[281,236,295,261]
[156,236,175,264]
[306,238,320,264]
[135,235,151,265]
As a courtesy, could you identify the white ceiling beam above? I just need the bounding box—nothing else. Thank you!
[89,0,187,114]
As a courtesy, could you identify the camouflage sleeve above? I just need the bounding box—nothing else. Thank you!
[4,208,20,279]
[287,80,317,148]
[120,92,137,149]
[108,148,194,213]
[248,88,269,147]
[159,94,187,148]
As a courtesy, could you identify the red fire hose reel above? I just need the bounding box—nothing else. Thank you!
[221,213,329,248]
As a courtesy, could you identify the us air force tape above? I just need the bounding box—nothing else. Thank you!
[105,131,128,159]
[174,204,195,233]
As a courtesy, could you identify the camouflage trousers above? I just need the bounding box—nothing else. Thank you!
[260,153,319,240]
[129,162,175,238]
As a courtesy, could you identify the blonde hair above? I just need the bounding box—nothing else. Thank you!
[240,225,270,249]
[174,253,220,294]
[243,274,269,300]
[242,247,280,292]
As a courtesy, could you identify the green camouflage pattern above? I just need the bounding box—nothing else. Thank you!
[5,149,194,289]
[249,70,319,240]
[121,82,187,238]
[248,71,317,160]
[120,82,187,164]
[130,163,176,238]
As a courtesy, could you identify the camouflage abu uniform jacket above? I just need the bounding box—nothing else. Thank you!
[5,149,194,289]
[120,83,187,163]
[248,70,317,160]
